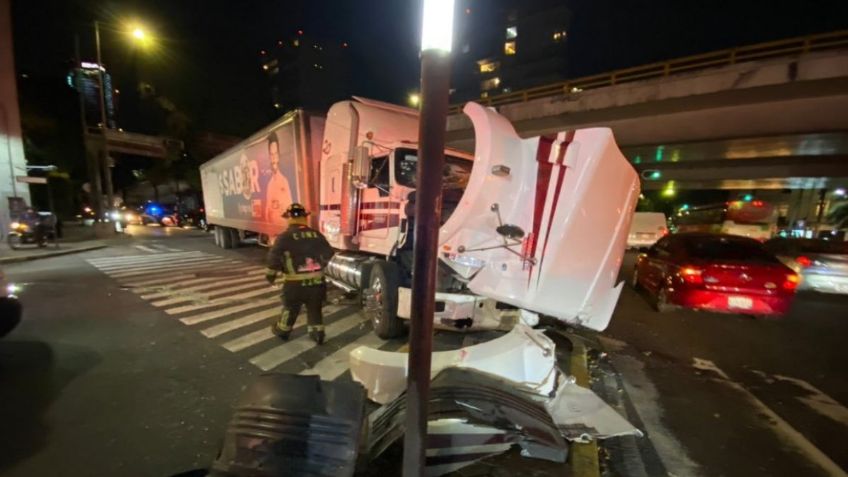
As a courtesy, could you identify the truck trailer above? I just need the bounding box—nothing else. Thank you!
[200,97,640,338]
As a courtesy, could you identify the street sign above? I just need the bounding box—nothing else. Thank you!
[16,176,48,184]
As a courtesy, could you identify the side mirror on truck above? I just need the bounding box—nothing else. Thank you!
[351,146,371,190]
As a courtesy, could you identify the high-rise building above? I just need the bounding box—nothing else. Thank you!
[259,32,351,112]
[70,62,117,129]
[452,0,572,102]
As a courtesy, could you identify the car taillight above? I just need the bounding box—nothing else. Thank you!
[782,273,800,291]
[680,266,703,285]
[796,256,812,268]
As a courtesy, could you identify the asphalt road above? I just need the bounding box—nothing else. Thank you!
[599,252,848,477]
[1,228,845,476]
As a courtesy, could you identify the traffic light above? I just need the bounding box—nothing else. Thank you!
[742,194,753,202]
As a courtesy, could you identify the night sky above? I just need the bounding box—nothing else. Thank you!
[11,0,848,137]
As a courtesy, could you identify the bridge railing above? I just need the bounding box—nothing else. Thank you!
[448,30,848,115]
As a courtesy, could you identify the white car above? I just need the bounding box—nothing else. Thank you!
[627,212,668,249]
[764,238,848,294]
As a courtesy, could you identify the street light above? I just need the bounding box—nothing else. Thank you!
[132,27,145,40]
[403,1,454,476]
[407,93,421,108]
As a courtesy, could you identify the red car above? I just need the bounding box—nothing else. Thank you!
[632,233,799,316]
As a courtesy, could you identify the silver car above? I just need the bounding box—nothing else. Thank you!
[764,238,848,294]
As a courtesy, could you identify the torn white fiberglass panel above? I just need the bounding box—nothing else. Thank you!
[349,324,556,404]
[438,102,640,331]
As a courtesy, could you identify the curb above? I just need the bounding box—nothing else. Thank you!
[566,332,602,477]
[0,244,107,265]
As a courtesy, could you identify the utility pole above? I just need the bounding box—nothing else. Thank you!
[402,1,454,475]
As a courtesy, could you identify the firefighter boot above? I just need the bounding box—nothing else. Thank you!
[271,315,292,340]
[308,325,325,345]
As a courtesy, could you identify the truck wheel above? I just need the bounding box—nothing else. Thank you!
[228,228,240,248]
[220,227,234,249]
[365,261,403,339]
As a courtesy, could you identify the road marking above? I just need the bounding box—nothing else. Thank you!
[250,312,367,371]
[752,370,848,428]
[97,255,215,272]
[88,251,204,266]
[151,243,183,252]
[151,281,270,307]
[121,267,259,288]
[107,260,237,279]
[299,331,384,380]
[94,252,210,269]
[140,272,265,299]
[179,296,280,325]
[693,358,847,477]
[223,327,278,352]
[133,245,160,253]
[201,306,281,338]
[105,258,233,276]
[165,287,277,315]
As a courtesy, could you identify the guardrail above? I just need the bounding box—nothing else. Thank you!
[449,30,848,115]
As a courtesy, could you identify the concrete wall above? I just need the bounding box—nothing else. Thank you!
[0,0,30,233]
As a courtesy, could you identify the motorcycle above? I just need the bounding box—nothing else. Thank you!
[7,221,54,249]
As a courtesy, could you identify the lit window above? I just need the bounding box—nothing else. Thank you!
[506,26,517,39]
[293,39,300,47]
[478,60,499,73]
[552,30,567,42]
[480,77,501,91]
[504,41,516,56]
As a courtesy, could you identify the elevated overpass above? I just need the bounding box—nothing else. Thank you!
[446,31,848,191]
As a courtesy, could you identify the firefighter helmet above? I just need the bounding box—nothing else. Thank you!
[283,203,310,218]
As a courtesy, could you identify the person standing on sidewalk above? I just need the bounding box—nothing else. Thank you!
[265,203,334,344]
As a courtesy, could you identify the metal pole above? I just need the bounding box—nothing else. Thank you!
[401,49,451,477]
[94,21,114,211]
[75,34,104,219]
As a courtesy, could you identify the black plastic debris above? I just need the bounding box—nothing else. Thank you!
[366,368,568,476]
[209,373,365,477]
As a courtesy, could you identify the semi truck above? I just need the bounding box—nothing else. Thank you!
[200,97,640,338]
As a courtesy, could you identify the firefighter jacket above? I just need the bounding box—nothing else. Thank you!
[266,224,334,283]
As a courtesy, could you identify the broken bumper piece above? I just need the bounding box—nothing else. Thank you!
[350,323,557,404]
[209,373,365,477]
[366,367,568,476]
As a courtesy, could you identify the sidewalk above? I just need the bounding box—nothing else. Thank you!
[0,223,112,265]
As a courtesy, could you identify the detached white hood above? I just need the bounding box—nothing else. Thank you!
[439,103,640,331]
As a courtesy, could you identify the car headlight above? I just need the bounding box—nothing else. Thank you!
[109,211,121,221]
[10,221,20,229]
[6,283,20,297]
[124,213,136,222]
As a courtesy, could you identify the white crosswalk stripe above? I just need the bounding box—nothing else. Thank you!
[250,312,368,371]
[299,332,386,380]
[133,245,160,253]
[152,280,269,307]
[87,250,392,378]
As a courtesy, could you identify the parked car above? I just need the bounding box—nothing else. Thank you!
[0,268,22,338]
[763,237,848,294]
[627,212,668,249]
[632,233,799,316]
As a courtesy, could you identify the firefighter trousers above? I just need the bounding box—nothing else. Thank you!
[274,281,325,333]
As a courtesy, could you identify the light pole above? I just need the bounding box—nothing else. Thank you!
[402,1,454,475]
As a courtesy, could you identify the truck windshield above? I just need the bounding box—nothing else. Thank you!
[395,148,472,189]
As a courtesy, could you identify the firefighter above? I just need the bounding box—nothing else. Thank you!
[265,203,334,344]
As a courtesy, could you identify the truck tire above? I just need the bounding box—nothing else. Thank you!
[228,228,240,248]
[365,261,403,339]
[220,227,234,249]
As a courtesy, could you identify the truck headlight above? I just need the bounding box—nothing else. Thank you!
[444,253,486,271]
